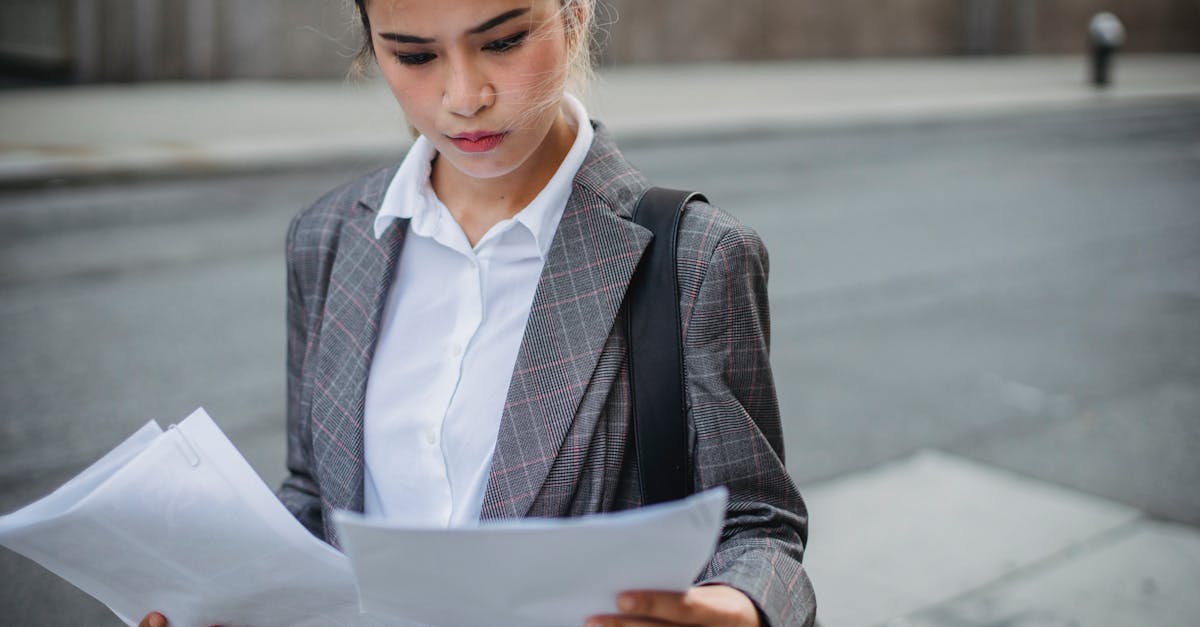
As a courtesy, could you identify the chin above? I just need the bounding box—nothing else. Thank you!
[442,150,528,181]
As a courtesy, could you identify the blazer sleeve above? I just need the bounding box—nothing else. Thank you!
[276,211,326,539]
[681,211,817,626]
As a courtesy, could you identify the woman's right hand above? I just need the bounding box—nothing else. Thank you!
[137,612,167,627]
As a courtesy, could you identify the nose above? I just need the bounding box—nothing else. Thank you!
[443,54,494,118]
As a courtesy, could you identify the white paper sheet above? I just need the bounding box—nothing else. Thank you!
[334,487,728,627]
[0,408,367,627]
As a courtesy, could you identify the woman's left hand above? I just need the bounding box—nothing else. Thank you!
[585,584,760,626]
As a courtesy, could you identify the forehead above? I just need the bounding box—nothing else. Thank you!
[366,0,552,28]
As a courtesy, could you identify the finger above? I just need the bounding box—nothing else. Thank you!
[614,590,705,624]
[686,586,761,626]
[585,615,675,627]
[138,612,167,627]
[618,586,760,626]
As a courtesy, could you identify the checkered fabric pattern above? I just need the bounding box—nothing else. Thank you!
[277,123,816,626]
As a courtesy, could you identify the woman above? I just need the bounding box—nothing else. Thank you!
[142,1,814,625]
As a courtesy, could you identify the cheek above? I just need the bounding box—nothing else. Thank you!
[506,71,561,123]
[381,72,435,121]
[510,40,569,98]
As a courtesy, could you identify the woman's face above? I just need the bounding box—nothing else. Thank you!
[366,0,573,182]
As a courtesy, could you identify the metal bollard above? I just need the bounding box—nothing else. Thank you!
[1088,12,1126,88]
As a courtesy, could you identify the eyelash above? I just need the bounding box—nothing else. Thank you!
[393,31,529,67]
[483,31,528,53]
[394,52,435,66]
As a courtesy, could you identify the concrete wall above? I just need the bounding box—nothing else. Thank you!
[1030,0,1200,53]
[0,0,361,82]
[0,0,73,74]
[1,0,1197,82]
[74,0,359,81]
[598,0,1200,63]
[599,0,966,63]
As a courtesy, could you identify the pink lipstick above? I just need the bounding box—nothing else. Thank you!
[449,131,506,153]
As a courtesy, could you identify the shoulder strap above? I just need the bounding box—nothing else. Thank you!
[626,187,707,505]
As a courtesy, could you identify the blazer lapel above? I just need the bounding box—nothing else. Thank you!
[309,171,405,517]
[481,126,652,519]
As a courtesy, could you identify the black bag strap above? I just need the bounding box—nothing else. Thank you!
[626,187,707,505]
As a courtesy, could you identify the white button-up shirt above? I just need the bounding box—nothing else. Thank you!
[363,94,594,526]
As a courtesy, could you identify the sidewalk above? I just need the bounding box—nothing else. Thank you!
[1,54,1198,185]
[802,450,1200,626]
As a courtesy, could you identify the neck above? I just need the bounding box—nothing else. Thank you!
[432,111,576,247]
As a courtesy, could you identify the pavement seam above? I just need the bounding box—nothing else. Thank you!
[882,515,1148,627]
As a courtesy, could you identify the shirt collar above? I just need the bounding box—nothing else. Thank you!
[374,132,437,240]
[374,94,595,261]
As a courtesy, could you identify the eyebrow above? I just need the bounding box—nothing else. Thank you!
[468,8,530,34]
[378,8,531,45]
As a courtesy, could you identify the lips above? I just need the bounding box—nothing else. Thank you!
[449,131,507,154]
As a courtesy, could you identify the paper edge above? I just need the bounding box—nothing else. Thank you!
[0,419,163,534]
[333,486,729,533]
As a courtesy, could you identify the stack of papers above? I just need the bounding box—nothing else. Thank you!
[0,409,362,626]
[0,408,728,627]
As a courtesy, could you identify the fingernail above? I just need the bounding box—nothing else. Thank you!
[617,593,636,613]
[150,616,166,627]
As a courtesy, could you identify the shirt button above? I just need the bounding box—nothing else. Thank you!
[425,430,437,446]
[450,342,463,357]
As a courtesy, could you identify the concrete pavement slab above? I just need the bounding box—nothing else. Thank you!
[0,81,409,183]
[801,450,1141,627]
[905,521,1200,627]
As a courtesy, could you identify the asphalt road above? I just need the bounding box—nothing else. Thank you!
[2,100,1198,624]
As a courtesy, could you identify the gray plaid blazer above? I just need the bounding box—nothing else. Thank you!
[278,123,816,625]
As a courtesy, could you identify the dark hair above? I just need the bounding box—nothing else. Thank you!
[351,0,372,75]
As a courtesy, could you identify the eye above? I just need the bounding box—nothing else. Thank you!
[394,52,435,66]
[483,31,528,53]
